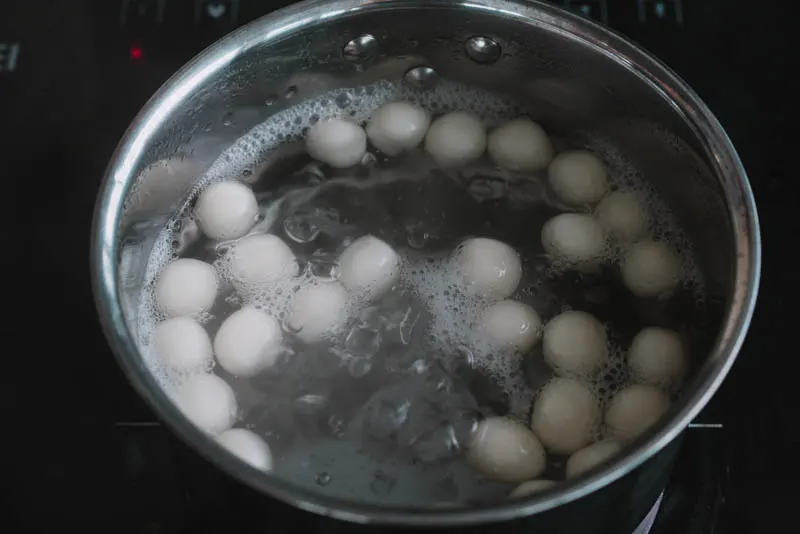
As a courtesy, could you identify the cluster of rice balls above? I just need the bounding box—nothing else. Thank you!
[149,99,688,495]
[153,193,404,471]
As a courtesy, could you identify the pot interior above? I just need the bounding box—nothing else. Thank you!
[104,0,745,519]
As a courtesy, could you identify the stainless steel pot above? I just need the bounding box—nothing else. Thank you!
[91,0,760,530]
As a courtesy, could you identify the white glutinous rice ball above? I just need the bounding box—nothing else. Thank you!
[605,384,670,441]
[305,118,367,168]
[424,111,487,168]
[155,258,218,318]
[543,311,608,376]
[337,234,401,300]
[153,317,213,371]
[548,150,609,206]
[481,300,543,352]
[366,101,430,156]
[628,327,687,387]
[218,428,274,471]
[530,377,601,455]
[455,237,522,300]
[566,440,622,479]
[195,181,259,241]
[465,416,547,483]
[509,479,557,498]
[214,306,284,378]
[287,282,349,343]
[541,213,606,264]
[594,190,648,242]
[176,374,237,435]
[487,118,554,172]
[621,240,681,297]
[228,234,298,293]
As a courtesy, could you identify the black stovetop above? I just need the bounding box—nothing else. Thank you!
[3,1,797,532]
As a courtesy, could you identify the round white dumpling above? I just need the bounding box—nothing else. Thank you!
[543,311,608,376]
[337,234,400,300]
[287,282,349,343]
[366,101,430,156]
[481,300,542,352]
[487,118,554,172]
[424,111,487,168]
[465,416,547,483]
[153,317,213,371]
[548,150,608,206]
[595,190,648,242]
[628,327,687,387]
[541,213,606,264]
[218,428,273,471]
[605,384,670,441]
[455,238,522,300]
[176,374,237,435]
[530,377,601,455]
[621,240,681,297]
[228,234,298,293]
[214,306,284,378]
[566,440,622,479]
[155,258,218,318]
[509,479,557,498]
[195,181,258,241]
[306,118,367,168]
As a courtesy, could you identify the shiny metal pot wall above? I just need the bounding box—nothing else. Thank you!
[91,0,760,529]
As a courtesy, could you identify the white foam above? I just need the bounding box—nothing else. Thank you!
[400,252,534,416]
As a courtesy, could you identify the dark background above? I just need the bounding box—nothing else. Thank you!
[2,0,796,532]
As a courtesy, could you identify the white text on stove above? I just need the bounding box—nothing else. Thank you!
[0,42,21,72]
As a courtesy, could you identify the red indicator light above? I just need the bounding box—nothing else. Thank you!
[130,46,143,60]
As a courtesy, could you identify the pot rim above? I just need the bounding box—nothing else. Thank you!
[91,0,761,526]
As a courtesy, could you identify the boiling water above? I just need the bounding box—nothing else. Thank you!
[134,80,706,506]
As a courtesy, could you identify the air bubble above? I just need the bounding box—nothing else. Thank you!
[334,93,352,108]
[361,152,377,168]
[283,213,321,244]
[370,470,396,495]
[348,357,373,378]
[410,423,459,462]
[308,259,338,281]
[464,36,502,65]
[328,415,346,438]
[342,34,379,61]
[405,221,433,249]
[345,325,382,357]
[468,177,506,201]
[365,395,411,440]
[404,66,438,89]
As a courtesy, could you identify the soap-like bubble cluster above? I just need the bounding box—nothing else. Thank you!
[130,78,707,506]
